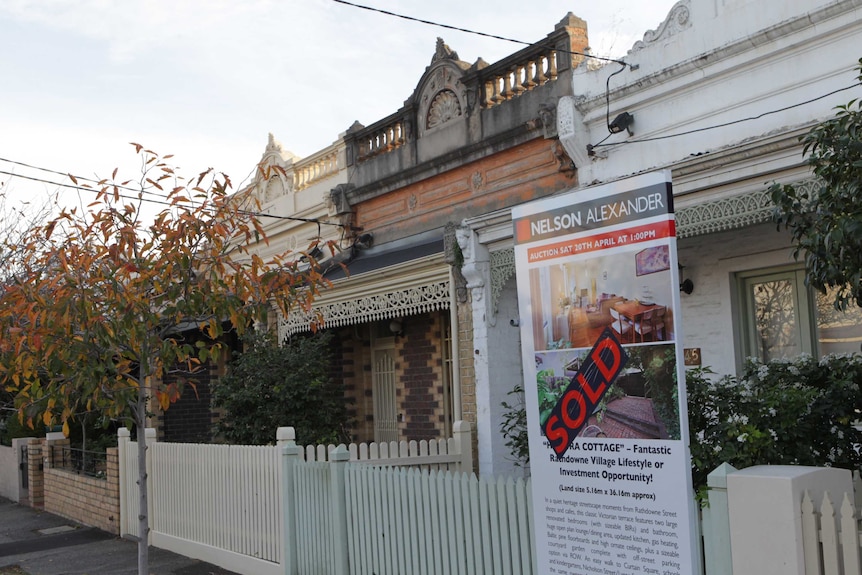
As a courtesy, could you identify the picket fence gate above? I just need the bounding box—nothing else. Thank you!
[800,489,862,575]
[117,421,534,575]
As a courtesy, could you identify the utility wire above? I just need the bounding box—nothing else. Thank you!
[0,156,170,202]
[330,0,631,68]
[0,169,175,208]
[591,83,862,148]
[0,168,345,227]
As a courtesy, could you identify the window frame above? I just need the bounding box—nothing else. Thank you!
[734,265,817,367]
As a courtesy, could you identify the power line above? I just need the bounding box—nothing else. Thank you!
[0,169,175,208]
[329,0,631,68]
[591,83,861,148]
[0,168,345,227]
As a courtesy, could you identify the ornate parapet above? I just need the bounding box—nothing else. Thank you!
[628,0,692,54]
[248,137,346,203]
[472,13,586,110]
[344,13,587,168]
[293,144,345,192]
[352,112,409,163]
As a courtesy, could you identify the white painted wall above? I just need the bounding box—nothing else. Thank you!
[556,0,862,376]
[677,222,798,376]
[566,0,862,187]
[482,276,528,478]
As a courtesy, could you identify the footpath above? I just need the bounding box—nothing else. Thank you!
[0,497,240,575]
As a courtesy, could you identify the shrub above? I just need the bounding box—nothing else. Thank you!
[688,354,862,496]
[500,383,530,469]
[502,352,862,497]
[211,330,351,446]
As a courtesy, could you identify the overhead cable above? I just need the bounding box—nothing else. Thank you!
[329,0,632,69]
[0,167,344,227]
[591,83,862,148]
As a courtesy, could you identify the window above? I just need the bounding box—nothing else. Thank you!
[737,266,862,363]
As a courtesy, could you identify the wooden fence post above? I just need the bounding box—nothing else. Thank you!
[452,420,473,474]
[329,445,350,575]
[280,427,301,575]
[703,462,736,575]
[117,428,130,536]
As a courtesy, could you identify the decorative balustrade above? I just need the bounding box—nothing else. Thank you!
[354,115,407,163]
[482,49,558,108]
[292,142,345,192]
[345,14,584,164]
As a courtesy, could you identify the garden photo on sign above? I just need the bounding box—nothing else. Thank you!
[535,344,679,441]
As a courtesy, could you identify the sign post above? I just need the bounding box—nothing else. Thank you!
[512,171,698,575]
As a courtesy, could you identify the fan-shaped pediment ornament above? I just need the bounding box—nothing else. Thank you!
[417,65,468,136]
[414,37,469,137]
[427,90,462,129]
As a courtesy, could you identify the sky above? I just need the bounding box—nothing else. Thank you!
[0,0,680,211]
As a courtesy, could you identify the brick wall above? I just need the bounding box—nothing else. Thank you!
[355,138,575,245]
[42,445,120,535]
[399,312,446,441]
[456,294,479,471]
[330,326,367,441]
[332,312,454,444]
[158,363,217,443]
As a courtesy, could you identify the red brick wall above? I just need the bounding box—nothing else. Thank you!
[355,138,576,244]
[330,312,451,443]
[399,312,447,441]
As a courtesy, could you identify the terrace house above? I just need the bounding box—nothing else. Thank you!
[235,14,590,475]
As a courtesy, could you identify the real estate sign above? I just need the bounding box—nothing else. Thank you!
[512,171,697,575]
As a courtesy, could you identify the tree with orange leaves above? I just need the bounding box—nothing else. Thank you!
[0,145,329,575]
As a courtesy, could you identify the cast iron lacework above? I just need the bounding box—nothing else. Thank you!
[675,178,820,239]
[491,248,516,313]
[279,280,451,338]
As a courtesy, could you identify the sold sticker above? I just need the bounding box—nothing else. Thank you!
[543,328,628,456]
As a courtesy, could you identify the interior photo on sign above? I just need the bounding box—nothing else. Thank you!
[528,247,675,351]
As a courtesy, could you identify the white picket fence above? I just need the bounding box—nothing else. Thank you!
[284,420,473,471]
[801,489,862,575]
[345,465,534,575]
[117,421,534,575]
[282,445,534,575]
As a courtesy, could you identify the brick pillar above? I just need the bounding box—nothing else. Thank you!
[456,296,478,474]
[40,434,69,512]
[27,439,44,509]
[105,447,121,535]
[43,435,70,470]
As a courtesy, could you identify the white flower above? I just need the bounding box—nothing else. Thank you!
[737,433,748,443]
[767,408,777,417]
[769,429,778,440]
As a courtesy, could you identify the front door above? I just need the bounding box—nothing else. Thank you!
[372,344,398,443]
